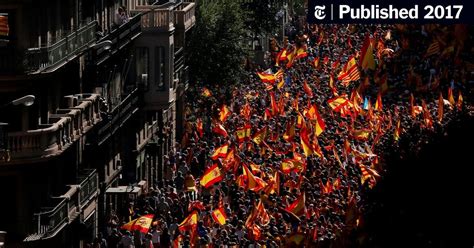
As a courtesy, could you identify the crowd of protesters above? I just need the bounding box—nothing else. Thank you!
[94,22,472,248]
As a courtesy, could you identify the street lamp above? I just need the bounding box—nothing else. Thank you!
[10,95,35,107]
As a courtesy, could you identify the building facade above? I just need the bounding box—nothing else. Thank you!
[0,0,195,247]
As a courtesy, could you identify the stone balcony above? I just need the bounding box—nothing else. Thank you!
[3,94,101,163]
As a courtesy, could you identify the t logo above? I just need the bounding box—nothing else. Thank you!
[314,5,326,20]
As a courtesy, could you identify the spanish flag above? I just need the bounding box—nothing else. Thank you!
[213,123,228,137]
[303,80,314,97]
[295,46,308,59]
[328,97,350,112]
[241,103,251,120]
[242,164,267,192]
[200,164,223,188]
[359,34,376,70]
[202,87,212,97]
[210,144,228,160]
[285,193,306,217]
[178,211,198,232]
[0,15,9,37]
[457,91,463,111]
[252,126,267,145]
[257,72,276,84]
[283,119,295,141]
[219,104,231,122]
[353,129,371,141]
[121,214,154,234]
[448,87,455,106]
[394,119,401,141]
[313,57,320,68]
[374,92,383,111]
[314,106,325,137]
[300,135,314,157]
[270,92,279,116]
[211,207,227,225]
[196,118,203,138]
[236,124,251,142]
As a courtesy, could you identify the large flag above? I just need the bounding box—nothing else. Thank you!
[210,144,228,160]
[213,123,228,137]
[219,104,231,122]
[252,126,268,145]
[200,164,223,188]
[338,56,360,84]
[0,15,9,36]
[257,72,276,84]
[121,214,154,234]
[285,193,306,216]
[211,207,227,225]
[179,211,198,232]
[359,34,376,70]
[236,124,252,142]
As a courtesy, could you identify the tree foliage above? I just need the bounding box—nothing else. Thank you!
[186,0,248,86]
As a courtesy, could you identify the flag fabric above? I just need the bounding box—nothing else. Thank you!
[241,103,252,120]
[295,47,308,59]
[303,80,314,97]
[196,118,203,138]
[202,87,212,97]
[359,34,376,70]
[121,214,154,234]
[0,15,9,36]
[179,211,198,232]
[211,207,227,225]
[257,72,276,84]
[300,130,314,157]
[394,119,401,141]
[374,92,383,111]
[314,106,325,136]
[219,104,231,122]
[448,87,455,105]
[211,144,228,160]
[425,40,440,57]
[338,56,361,84]
[283,119,296,141]
[457,92,463,111]
[313,57,320,68]
[236,124,252,142]
[270,92,279,116]
[252,126,268,145]
[213,123,228,137]
[200,164,223,188]
[422,100,433,128]
[353,129,371,141]
[328,97,350,112]
[285,193,306,216]
[242,164,267,192]
[438,92,444,122]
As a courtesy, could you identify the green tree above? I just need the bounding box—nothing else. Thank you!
[187,0,248,86]
[241,0,284,37]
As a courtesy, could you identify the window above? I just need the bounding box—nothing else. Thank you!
[135,47,149,90]
[156,46,165,91]
[0,13,10,41]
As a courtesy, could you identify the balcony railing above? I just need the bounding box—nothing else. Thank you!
[5,94,101,162]
[140,7,175,31]
[175,2,196,31]
[97,88,140,145]
[25,21,97,73]
[33,198,69,237]
[79,169,99,207]
[95,14,142,65]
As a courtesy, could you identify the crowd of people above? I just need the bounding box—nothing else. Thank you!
[95,21,471,248]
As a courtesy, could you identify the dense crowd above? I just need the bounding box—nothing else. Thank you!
[95,22,471,248]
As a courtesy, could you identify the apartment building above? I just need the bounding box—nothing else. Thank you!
[0,0,195,247]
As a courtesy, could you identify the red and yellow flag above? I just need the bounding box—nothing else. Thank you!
[313,57,320,68]
[448,88,455,105]
[353,129,371,141]
[374,92,383,111]
[196,118,203,138]
[242,164,267,192]
[0,15,9,36]
[252,126,268,145]
[257,72,276,84]
[328,97,350,112]
[359,34,376,70]
[285,193,306,217]
[211,207,227,225]
[236,124,251,143]
[178,211,198,232]
[457,91,463,111]
[283,119,296,141]
[219,104,231,122]
[200,164,223,188]
[314,106,325,137]
[202,87,212,97]
[211,144,228,160]
[394,119,401,141]
[270,92,279,116]
[438,92,444,122]
[338,56,360,84]
[212,123,228,137]
[303,80,314,97]
[121,214,154,234]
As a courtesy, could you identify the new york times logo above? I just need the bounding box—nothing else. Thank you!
[307,0,469,23]
[314,5,326,20]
